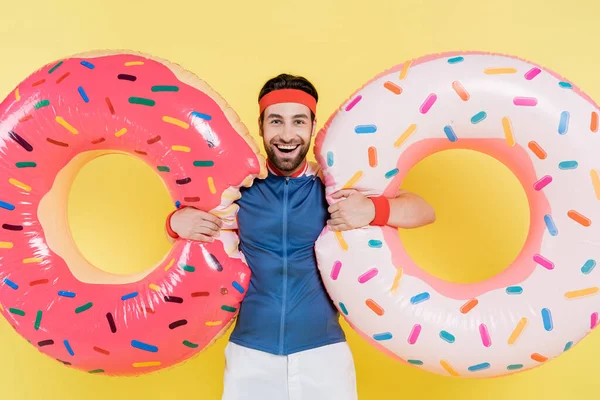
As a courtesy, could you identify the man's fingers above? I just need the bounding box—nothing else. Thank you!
[202,213,223,228]
[195,226,219,236]
[189,233,215,242]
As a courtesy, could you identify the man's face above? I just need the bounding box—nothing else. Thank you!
[260,102,315,174]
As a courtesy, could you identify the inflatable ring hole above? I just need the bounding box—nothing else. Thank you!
[38,150,174,282]
[398,148,531,284]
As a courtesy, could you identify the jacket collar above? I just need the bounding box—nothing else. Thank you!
[267,159,308,178]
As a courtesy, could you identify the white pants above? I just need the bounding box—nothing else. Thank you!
[222,341,358,400]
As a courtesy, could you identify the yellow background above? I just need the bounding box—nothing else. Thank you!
[1,0,599,398]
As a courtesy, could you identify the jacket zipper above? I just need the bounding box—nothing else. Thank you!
[279,176,289,355]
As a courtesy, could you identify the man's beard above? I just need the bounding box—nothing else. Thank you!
[265,140,311,173]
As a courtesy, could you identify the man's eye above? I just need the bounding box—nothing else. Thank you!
[294,120,305,124]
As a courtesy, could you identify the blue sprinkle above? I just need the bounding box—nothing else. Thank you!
[558,160,578,170]
[410,292,430,304]
[564,341,573,351]
[191,111,212,120]
[373,332,392,341]
[339,302,349,315]
[58,291,76,298]
[506,286,523,295]
[3,278,18,290]
[368,240,383,248]
[559,82,573,89]
[80,61,95,69]
[544,214,558,236]
[64,340,74,356]
[444,125,458,142]
[232,281,245,294]
[440,330,455,343]
[175,201,181,208]
[0,200,15,211]
[408,359,424,365]
[355,125,377,134]
[507,364,523,371]
[385,168,399,179]
[131,340,158,352]
[582,259,596,274]
[77,86,89,103]
[471,111,487,124]
[448,56,464,64]
[542,308,553,331]
[121,292,138,301]
[468,362,491,372]
[327,151,334,167]
[558,111,570,135]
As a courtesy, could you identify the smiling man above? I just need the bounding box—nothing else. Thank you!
[167,74,436,400]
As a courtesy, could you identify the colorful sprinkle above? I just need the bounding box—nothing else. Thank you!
[368,146,378,167]
[9,131,33,152]
[327,151,334,166]
[339,302,348,315]
[355,125,377,134]
[528,141,547,159]
[9,178,31,192]
[485,67,516,74]
[568,210,591,226]
[507,364,523,371]
[63,340,74,355]
[590,170,600,199]
[23,257,42,264]
[133,362,161,368]
[32,79,46,87]
[176,177,192,185]
[9,308,25,316]
[531,353,548,362]
[0,242,14,249]
[34,311,42,330]
[533,175,552,191]
[208,254,223,272]
[390,267,403,293]
[193,160,215,167]
[208,177,217,194]
[448,56,464,64]
[131,340,158,352]
[14,88,20,101]
[408,360,423,365]
[93,347,110,355]
[452,81,470,101]
[157,166,170,172]
[118,74,137,81]
[164,296,184,304]
[443,125,458,142]
[232,281,244,294]
[410,292,430,304]
[180,265,195,273]
[172,145,191,152]
[88,369,104,374]
[440,330,455,343]
[163,116,190,129]
[80,61,95,69]
[471,111,487,124]
[479,324,491,347]
[542,308,553,331]
[335,232,348,251]
[460,299,478,314]
[75,302,93,313]
[581,260,596,274]
[558,160,578,170]
[221,305,237,313]
[399,61,411,79]
[440,360,459,376]
[342,171,363,189]
[205,321,223,327]
[164,258,175,271]
[2,224,23,231]
[183,340,199,348]
[58,291,76,298]
[502,117,515,146]
[19,115,32,122]
[468,362,491,372]
[592,112,599,133]
[56,116,78,134]
[152,85,179,92]
[78,86,89,102]
[373,332,392,341]
[129,97,155,106]
[3,278,18,290]
[524,67,541,80]
[384,81,402,95]
[107,313,117,333]
[506,286,523,295]
[56,72,70,84]
[420,93,437,114]
[565,287,599,299]
[366,299,384,316]
[394,123,417,148]
[508,318,527,345]
[513,97,538,106]
[564,341,573,351]
[358,268,378,283]
[105,97,115,114]
[191,292,210,298]
[29,279,48,286]
[591,312,598,329]
[169,320,188,329]
[558,111,570,135]
[385,168,399,179]
[368,240,382,248]
[0,201,15,211]
[408,324,422,344]
[345,96,362,111]
[191,111,212,120]
[121,292,138,301]
[533,254,554,270]
[544,215,558,236]
[559,82,573,89]
[47,138,69,147]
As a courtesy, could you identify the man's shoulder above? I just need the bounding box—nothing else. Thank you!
[305,161,324,181]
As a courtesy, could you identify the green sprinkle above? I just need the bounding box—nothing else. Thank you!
[183,340,199,348]
[129,97,156,106]
[157,166,170,172]
[193,161,215,167]
[16,162,36,168]
[34,100,50,109]
[88,369,104,374]
[151,85,179,92]
[75,302,93,314]
[34,310,42,330]
[221,305,237,313]
[48,61,64,74]
[9,308,25,316]
[180,265,195,273]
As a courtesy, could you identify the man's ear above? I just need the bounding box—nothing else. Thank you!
[311,117,318,137]
[258,116,264,137]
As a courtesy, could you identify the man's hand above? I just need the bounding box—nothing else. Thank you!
[327,189,375,231]
[170,207,223,242]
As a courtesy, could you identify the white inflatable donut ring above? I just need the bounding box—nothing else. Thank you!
[314,51,600,378]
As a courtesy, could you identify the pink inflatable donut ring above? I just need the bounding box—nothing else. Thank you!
[0,50,266,376]
[314,51,600,378]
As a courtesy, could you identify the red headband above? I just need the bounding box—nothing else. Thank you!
[259,89,317,114]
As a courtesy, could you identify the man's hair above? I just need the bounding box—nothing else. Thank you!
[258,73,318,123]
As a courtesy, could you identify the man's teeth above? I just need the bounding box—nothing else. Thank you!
[277,145,298,150]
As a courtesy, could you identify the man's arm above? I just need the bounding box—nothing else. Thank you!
[326,189,435,231]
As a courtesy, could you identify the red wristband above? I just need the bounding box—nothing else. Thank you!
[165,209,179,239]
[369,196,390,226]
